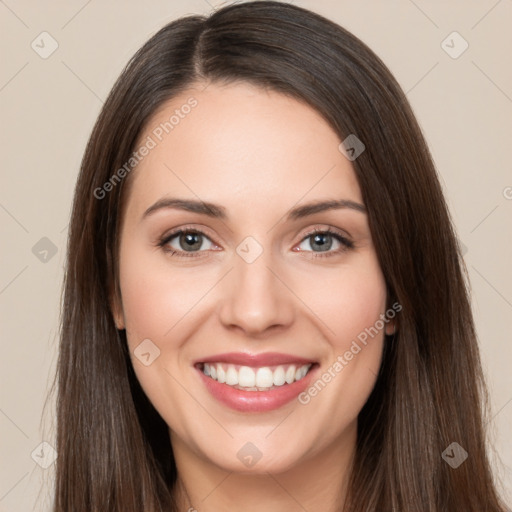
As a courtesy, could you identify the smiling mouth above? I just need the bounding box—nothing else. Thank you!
[196,362,317,392]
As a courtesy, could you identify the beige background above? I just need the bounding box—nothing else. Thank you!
[1,0,511,510]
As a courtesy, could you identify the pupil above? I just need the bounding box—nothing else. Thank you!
[182,233,201,251]
[312,233,332,252]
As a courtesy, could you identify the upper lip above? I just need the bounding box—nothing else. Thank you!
[194,352,317,367]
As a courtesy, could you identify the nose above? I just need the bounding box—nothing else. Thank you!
[217,245,295,337]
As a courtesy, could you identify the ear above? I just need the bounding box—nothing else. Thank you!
[385,317,397,336]
[109,287,125,330]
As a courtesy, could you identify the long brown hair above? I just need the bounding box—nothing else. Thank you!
[51,1,508,510]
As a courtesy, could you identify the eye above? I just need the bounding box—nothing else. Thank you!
[157,226,354,259]
[158,228,215,258]
[296,228,354,258]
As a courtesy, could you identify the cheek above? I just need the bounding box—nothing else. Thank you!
[301,257,388,347]
[117,247,203,420]
[118,246,208,345]
[293,260,387,442]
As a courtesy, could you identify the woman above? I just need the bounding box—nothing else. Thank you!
[53,1,508,510]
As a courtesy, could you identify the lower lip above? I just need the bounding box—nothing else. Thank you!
[196,364,318,412]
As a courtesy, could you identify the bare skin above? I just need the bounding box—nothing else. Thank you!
[112,81,395,511]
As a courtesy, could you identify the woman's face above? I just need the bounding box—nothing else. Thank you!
[113,81,393,474]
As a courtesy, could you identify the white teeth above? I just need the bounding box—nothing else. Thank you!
[285,365,296,384]
[239,366,255,387]
[273,366,286,386]
[256,367,274,388]
[217,365,226,384]
[298,365,308,379]
[225,366,238,386]
[201,362,313,390]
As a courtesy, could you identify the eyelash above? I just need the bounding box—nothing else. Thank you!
[157,226,354,259]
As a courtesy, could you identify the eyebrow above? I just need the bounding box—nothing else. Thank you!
[141,197,366,222]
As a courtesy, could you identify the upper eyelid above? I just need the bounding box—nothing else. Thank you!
[160,225,219,245]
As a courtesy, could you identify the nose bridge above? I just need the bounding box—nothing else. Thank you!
[218,237,294,334]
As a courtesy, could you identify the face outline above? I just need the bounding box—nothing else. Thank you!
[111,80,395,476]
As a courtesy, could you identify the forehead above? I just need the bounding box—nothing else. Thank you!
[124,81,363,220]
